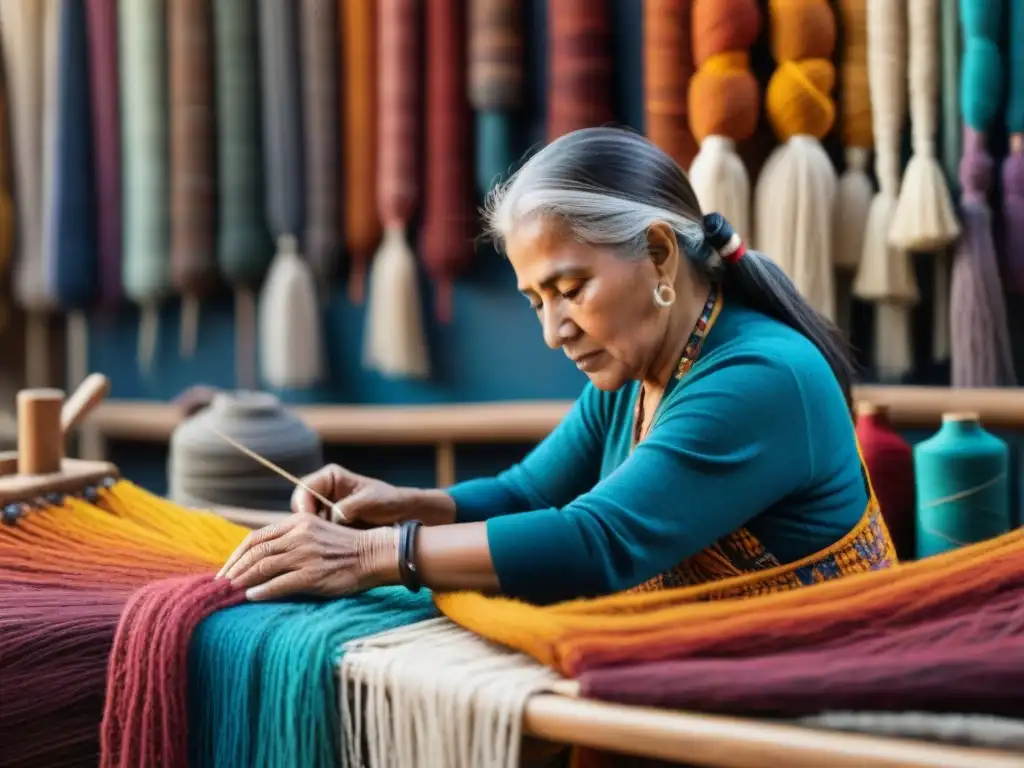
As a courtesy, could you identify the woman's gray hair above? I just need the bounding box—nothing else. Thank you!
[481,127,857,407]
[482,130,719,268]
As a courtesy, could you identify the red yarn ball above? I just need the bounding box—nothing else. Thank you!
[856,405,916,560]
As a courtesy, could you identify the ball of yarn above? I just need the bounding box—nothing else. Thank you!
[768,0,836,62]
[913,413,1012,560]
[855,403,915,560]
[169,391,324,511]
[691,0,761,67]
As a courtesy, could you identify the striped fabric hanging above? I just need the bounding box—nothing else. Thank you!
[0,1,51,387]
[257,0,325,393]
[546,0,614,142]
[950,0,1017,387]
[468,0,524,194]
[212,0,273,390]
[300,0,341,294]
[686,0,761,241]
[47,0,98,392]
[340,0,383,304]
[120,0,172,374]
[643,0,698,171]
[0,41,13,335]
[169,0,218,360]
[421,0,477,323]
[84,0,122,314]
[363,0,430,379]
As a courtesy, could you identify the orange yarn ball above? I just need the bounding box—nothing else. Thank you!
[691,0,761,67]
[769,0,835,61]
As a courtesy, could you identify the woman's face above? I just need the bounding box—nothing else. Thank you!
[506,218,674,391]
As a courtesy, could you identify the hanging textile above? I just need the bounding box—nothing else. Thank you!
[950,0,1017,387]
[47,0,99,392]
[889,0,961,364]
[753,0,839,321]
[420,0,477,323]
[0,1,50,386]
[469,0,524,194]
[686,0,761,240]
[1004,0,1024,295]
[84,0,122,314]
[300,0,341,293]
[212,0,273,390]
[0,39,13,334]
[340,0,382,304]
[546,0,614,142]
[643,0,698,171]
[169,0,218,360]
[257,0,325,393]
[940,0,962,194]
[853,0,918,381]
[363,0,430,379]
[833,0,872,339]
[120,0,172,374]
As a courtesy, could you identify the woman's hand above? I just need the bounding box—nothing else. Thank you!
[215,512,400,601]
[291,464,456,527]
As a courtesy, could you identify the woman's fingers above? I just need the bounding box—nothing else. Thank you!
[245,569,315,602]
[215,517,295,579]
[290,464,360,516]
[229,551,296,590]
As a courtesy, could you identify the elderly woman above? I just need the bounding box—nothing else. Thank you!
[219,128,896,605]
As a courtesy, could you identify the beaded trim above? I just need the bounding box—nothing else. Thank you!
[674,282,723,379]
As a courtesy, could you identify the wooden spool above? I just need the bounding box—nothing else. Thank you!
[0,373,120,506]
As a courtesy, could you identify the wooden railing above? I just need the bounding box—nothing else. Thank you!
[80,386,1024,487]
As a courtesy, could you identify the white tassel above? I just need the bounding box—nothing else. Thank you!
[754,135,838,322]
[362,225,430,380]
[258,234,326,390]
[688,136,751,241]
[834,148,874,272]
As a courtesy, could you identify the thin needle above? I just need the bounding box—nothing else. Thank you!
[200,424,334,510]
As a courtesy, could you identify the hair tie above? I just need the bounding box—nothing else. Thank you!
[703,212,747,264]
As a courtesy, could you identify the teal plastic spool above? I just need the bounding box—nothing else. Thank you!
[913,413,1012,559]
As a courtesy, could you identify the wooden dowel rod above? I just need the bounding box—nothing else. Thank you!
[436,441,456,487]
[17,389,64,475]
[522,694,1024,768]
[84,386,1024,447]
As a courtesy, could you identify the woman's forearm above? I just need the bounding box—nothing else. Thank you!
[400,487,458,526]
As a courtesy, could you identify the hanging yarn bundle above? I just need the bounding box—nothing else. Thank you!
[212,0,273,391]
[1003,0,1024,295]
[686,0,761,240]
[84,0,122,315]
[300,0,341,294]
[913,413,1012,560]
[853,0,918,381]
[420,0,478,323]
[951,0,1017,388]
[46,0,98,392]
[169,0,218,360]
[888,0,961,364]
[940,0,962,194]
[469,0,524,194]
[855,402,915,561]
[168,391,323,510]
[753,0,839,322]
[0,50,10,334]
[363,0,430,380]
[546,0,614,142]
[833,0,873,337]
[643,0,697,172]
[120,0,172,375]
[340,0,383,305]
[257,0,326,393]
[0,2,52,386]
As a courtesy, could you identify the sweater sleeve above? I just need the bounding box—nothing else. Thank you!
[486,354,815,604]
[447,383,610,523]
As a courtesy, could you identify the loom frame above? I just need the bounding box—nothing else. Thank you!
[3,377,1022,766]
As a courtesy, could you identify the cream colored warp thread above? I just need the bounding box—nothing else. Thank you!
[853,0,916,380]
[888,0,960,363]
[340,617,561,768]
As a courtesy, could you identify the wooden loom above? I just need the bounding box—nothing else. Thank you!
[2,378,1023,768]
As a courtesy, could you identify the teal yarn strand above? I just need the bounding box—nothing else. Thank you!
[913,415,1013,560]
[476,112,518,195]
[959,0,1004,133]
[939,0,962,195]
[188,588,436,767]
[1008,0,1024,135]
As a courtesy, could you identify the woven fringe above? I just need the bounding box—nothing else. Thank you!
[340,617,561,768]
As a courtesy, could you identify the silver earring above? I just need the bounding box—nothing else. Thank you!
[653,281,676,308]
